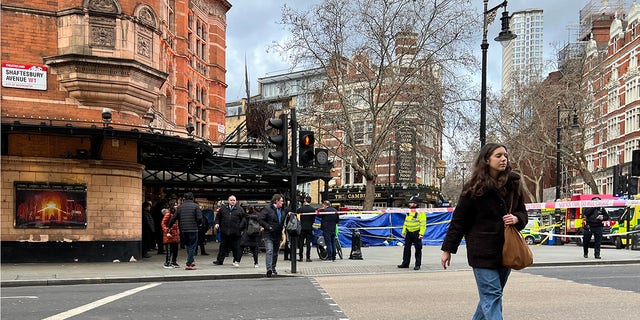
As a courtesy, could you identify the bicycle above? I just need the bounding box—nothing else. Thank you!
[316,232,343,261]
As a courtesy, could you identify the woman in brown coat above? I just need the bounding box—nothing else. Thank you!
[161,201,181,268]
[440,143,527,320]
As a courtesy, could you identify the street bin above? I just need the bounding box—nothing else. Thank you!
[632,226,640,250]
[547,229,555,245]
[349,229,363,260]
[554,227,564,245]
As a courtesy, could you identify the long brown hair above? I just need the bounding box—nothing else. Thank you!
[462,143,513,198]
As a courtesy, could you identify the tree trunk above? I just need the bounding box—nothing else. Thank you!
[363,179,376,211]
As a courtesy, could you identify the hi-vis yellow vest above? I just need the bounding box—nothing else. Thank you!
[402,211,426,235]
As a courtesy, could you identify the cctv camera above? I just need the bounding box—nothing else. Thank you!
[102,108,112,122]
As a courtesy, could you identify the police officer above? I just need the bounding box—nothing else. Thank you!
[398,196,427,270]
[583,196,610,259]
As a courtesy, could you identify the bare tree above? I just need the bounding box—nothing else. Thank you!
[276,0,477,209]
[491,45,600,201]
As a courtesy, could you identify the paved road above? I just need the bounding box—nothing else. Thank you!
[317,265,640,320]
[1,278,342,320]
[2,264,638,320]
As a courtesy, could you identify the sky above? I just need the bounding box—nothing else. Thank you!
[225,0,632,102]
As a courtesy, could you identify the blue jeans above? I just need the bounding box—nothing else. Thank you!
[472,267,511,320]
[182,231,198,266]
[264,236,281,272]
[323,230,336,260]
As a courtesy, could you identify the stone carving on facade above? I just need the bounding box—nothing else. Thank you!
[87,0,119,14]
[191,0,224,18]
[137,6,157,29]
[137,35,152,58]
[90,26,116,48]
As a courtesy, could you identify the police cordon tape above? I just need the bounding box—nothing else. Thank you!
[526,199,640,210]
[293,199,640,216]
[295,207,455,215]
[537,230,640,239]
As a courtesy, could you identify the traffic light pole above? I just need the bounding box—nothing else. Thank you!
[289,104,298,273]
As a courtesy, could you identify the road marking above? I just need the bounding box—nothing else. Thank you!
[1,296,38,299]
[42,283,160,320]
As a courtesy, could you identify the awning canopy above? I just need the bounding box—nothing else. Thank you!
[2,119,331,200]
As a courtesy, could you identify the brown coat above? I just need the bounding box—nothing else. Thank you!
[161,212,180,244]
[441,173,528,269]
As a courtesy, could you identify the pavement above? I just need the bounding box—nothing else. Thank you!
[2,242,639,287]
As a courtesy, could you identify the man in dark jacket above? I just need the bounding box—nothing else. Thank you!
[297,196,317,262]
[150,198,167,255]
[320,200,339,262]
[582,196,610,259]
[213,195,246,267]
[259,193,286,277]
[141,201,155,258]
[168,192,203,270]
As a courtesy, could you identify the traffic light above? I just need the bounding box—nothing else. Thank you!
[629,177,638,195]
[633,150,640,176]
[298,130,315,166]
[614,175,628,196]
[267,114,288,167]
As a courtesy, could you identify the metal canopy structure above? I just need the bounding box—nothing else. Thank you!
[2,119,331,200]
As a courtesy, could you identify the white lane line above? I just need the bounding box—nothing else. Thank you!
[1,296,38,299]
[42,283,161,320]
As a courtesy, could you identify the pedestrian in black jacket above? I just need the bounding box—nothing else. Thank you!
[320,200,339,262]
[141,201,155,258]
[241,206,262,268]
[259,194,286,277]
[582,196,610,259]
[168,192,203,270]
[196,214,209,256]
[297,196,317,262]
[213,195,246,267]
[151,198,167,255]
[440,143,527,320]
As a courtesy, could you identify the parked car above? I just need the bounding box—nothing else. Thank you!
[521,218,545,245]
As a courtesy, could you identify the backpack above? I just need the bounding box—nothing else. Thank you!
[246,218,260,236]
[286,214,302,235]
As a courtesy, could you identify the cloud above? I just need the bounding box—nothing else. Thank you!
[225,0,627,101]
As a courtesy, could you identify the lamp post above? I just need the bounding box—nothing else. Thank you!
[481,0,516,147]
[387,143,393,207]
[555,102,580,200]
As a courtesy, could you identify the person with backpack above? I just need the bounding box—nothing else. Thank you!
[241,206,262,268]
[259,194,286,277]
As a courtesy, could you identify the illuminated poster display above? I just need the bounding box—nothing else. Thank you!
[14,182,87,228]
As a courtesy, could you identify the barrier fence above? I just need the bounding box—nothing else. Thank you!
[295,199,640,247]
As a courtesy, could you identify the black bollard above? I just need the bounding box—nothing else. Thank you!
[349,229,363,260]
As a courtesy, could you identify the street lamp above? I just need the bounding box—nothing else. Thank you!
[555,103,580,200]
[481,0,517,147]
[461,167,467,184]
[387,143,393,207]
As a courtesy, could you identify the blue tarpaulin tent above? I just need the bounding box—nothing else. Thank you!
[313,211,453,247]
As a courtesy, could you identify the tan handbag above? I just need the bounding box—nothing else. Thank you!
[501,195,533,270]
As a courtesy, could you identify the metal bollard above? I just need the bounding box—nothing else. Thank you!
[349,229,363,260]
[632,227,640,250]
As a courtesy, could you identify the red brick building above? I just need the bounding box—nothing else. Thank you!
[1,0,230,262]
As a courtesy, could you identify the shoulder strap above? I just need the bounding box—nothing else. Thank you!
[508,192,516,215]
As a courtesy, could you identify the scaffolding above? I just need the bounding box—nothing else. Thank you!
[579,0,627,41]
